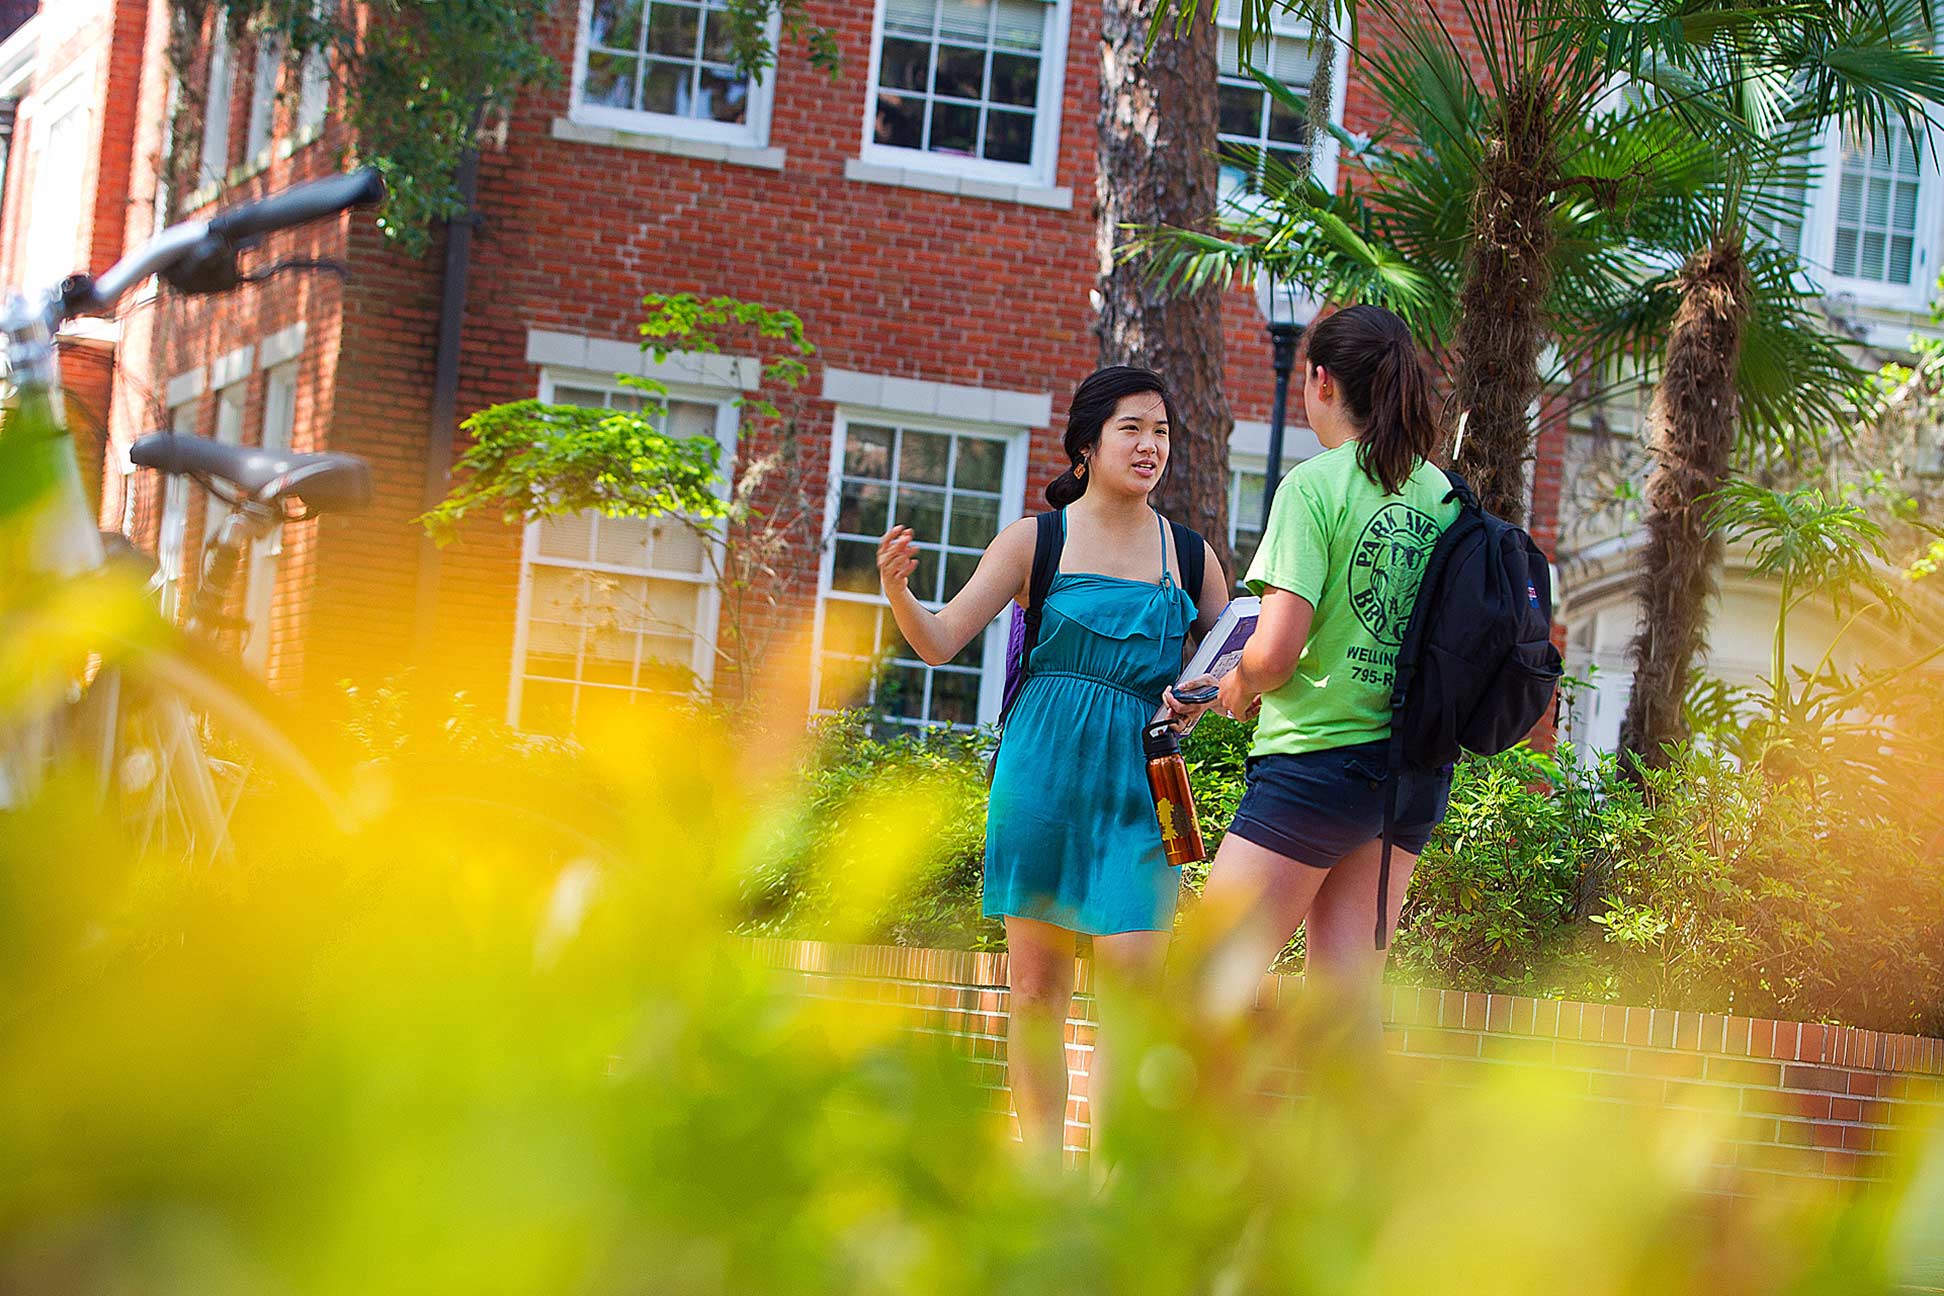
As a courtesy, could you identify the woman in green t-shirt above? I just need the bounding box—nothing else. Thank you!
[1198,304,1460,1048]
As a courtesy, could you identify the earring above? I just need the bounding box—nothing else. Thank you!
[1074,462,1087,479]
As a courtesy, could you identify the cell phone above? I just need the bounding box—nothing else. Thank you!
[1173,682,1219,704]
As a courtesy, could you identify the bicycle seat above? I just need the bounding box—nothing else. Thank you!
[130,432,372,514]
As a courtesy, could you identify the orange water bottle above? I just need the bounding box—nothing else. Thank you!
[1143,720,1207,867]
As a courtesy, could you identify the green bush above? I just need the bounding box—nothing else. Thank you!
[741,712,1944,1034]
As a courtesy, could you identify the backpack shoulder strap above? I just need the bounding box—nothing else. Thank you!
[1168,519,1206,600]
[1442,468,1481,510]
[1027,509,1063,618]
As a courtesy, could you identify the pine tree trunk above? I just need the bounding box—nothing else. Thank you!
[1618,234,1751,772]
[1096,0,1234,580]
[1450,79,1560,525]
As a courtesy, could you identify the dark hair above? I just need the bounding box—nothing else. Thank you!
[1304,304,1441,494]
[1045,366,1179,508]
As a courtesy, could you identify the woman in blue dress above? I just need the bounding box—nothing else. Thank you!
[875,366,1228,1158]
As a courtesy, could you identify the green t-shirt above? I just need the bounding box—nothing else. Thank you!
[1244,441,1460,757]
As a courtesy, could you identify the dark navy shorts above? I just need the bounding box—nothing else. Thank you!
[1227,739,1453,869]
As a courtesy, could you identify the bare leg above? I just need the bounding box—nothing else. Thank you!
[1184,831,1329,1026]
[1004,916,1076,1160]
[1088,928,1170,1165]
[1303,837,1420,1064]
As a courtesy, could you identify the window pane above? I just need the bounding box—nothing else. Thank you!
[584,52,638,108]
[1861,231,1886,276]
[845,425,895,478]
[537,513,594,562]
[641,59,685,113]
[993,0,1047,50]
[1833,228,1859,277]
[699,9,737,61]
[930,100,978,153]
[881,664,929,718]
[590,0,643,49]
[1267,96,1308,146]
[984,109,1033,163]
[935,43,986,99]
[954,437,1005,491]
[696,66,748,122]
[886,0,937,38]
[648,519,706,574]
[1218,84,1259,137]
[911,546,943,602]
[876,93,924,148]
[839,480,891,536]
[554,384,610,409]
[990,52,1038,106]
[949,492,999,548]
[881,37,932,91]
[937,0,992,43]
[1890,235,1914,284]
[895,485,947,544]
[833,539,881,594]
[646,2,699,56]
[901,430,950,484]
[822,599,879,659]
[594,515,651,567]
[944,549,980,600]
[930,668,980,726]
[1867,175,1891,226]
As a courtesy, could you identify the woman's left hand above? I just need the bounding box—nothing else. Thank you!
[1160,673,1220,731]
[1216,667,1261,724]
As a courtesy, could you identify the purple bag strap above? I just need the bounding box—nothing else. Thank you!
[996,510,1064,727]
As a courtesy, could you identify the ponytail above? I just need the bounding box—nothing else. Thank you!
[1047,365,1177,508]
[1046,464,1087,508]
[1305,304,1442,494]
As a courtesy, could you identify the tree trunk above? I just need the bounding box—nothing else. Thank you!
[1096,0,1234,580]
[1450,79,1560,525]
[1618,234,1751,772]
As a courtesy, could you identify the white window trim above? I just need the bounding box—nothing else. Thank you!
[26,65,91,293]
[1225,418,1321,566]
[505,367,742,727]
[564,0,779,150]
[243,360,299,674]
[1792,121,1943,312]
[810,405,1031,730]
[855,0,1073,191]
[158,401,197,621]
[1213,7,1350,207]
[201,9,233,187]
[244,28,281,167]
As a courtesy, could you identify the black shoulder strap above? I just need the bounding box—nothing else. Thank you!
[1442,468,1481,510]
[1169,520,1205,600]
[1027,509,1063,620]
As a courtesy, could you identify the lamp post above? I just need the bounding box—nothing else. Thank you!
[1259,273,1316,536]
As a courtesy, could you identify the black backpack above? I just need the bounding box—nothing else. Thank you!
[1375,470,1563,947]
[987,510,1206,781]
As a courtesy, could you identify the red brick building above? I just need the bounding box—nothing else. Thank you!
[9,0,1574,734]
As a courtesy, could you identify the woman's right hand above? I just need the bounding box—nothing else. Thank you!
[877,525,919,596]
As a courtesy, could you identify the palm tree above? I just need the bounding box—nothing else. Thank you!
[1608,0,1944,771]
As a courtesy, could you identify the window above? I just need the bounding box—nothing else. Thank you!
[243,363,297,674]
[201,9,233,185]
[205,383,246,551]
[816,417,1019,733]
[1228,467,1270,575]
[510,379,733,735]
[571,0,773,144]
[158,404,196,620]
[296,42,329,137]
[1215,0,1327,200]
[865,0,1068,183]
[27,77,88,293]
[1833,122,1923,284]
[244,29,282,163]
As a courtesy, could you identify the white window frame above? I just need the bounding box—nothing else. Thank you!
[1785,121,1944,311]
[26,68,90,294]
[505,368,741,729]
[201,8,233,185]
[158,402,197,621]
[810,407,1030,732]
[566,0,779,149]
[1225,419,1321,577]
[243,361,298,674]
[1213,0,1349,208]
[857,0,1072,189]
[244,28,282,166]
[205,379,247,552]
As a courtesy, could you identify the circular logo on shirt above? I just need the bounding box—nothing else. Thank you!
[1349,503,1442,646]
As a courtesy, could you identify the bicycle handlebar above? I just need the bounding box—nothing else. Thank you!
[207,168,386,243]
[66,167,386,318]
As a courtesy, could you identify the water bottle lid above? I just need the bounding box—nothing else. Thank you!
[1142,720,1180,758]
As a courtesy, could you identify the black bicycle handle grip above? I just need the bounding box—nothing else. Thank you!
[207,168,386,242]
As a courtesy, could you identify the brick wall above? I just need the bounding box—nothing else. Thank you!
[749,938,1944,1189]
[103,0,1572,709]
